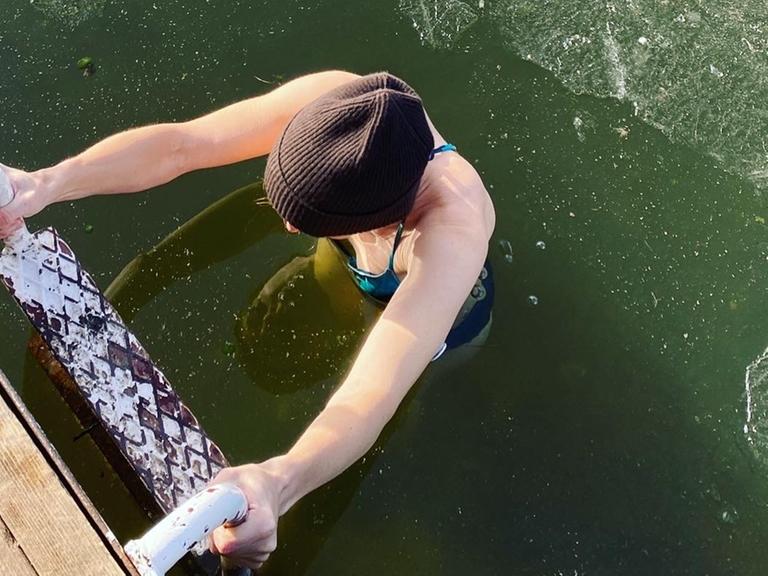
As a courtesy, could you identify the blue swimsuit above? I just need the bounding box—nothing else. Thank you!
[332,143,494,357]
[342,219,408,304]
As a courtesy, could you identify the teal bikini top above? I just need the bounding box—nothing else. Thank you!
[333,143,457,304]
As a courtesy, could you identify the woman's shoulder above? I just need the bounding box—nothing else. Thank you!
[414,151,495,242]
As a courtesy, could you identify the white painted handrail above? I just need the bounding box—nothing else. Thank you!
[0,167,30,246]
[124,483,248,576]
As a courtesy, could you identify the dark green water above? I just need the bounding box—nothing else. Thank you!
[2,1,768,574]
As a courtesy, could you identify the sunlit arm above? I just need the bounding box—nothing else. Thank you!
[31,70,360,206]
[263,225,489,514]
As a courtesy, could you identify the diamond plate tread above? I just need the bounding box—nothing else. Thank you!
[0,228,228,513]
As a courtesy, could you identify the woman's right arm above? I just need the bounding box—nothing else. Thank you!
[0,70,359,236]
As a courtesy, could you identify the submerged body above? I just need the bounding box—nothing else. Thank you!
[0,70,495,568]
[330,142,494,357]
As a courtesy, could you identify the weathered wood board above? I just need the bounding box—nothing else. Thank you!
[0,370,133,576]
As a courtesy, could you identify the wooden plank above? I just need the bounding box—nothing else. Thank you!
[0,516,37,576]
[0,370,139,575]
[0,374,128,576]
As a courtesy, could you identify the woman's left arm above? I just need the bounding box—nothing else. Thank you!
[210,220,490,568]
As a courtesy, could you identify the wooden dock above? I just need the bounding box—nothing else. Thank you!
[0,370,137,576]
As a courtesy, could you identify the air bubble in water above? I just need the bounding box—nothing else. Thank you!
[528,295,539,306]
[535,240,546,250]
[499,239,513,263]
[719,508,738,525]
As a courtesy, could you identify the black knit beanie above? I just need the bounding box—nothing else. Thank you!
[264,72,434,237]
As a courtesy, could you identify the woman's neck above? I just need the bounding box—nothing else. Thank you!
[342,179,434,271]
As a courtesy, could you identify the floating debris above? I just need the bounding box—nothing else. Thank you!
[573,116,586,142]
[84,223,94,233]
[527,295,539,306]
[709,64,724,78]
[535,240,546,250]
[614,126,630,140]
[77,56,96,77]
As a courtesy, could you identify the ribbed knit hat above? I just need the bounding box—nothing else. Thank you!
[264,72,434,237]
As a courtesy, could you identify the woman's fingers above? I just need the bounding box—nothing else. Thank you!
[210,509,278,568]
[206,463,283,568]
[211,512,277,555]
[0,165,47,226]
[208,535,269,571]
[0,217,23,240]
[0,202,22,237]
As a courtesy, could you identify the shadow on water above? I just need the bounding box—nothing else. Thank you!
[104,182,283,322]
[104,181,370,396]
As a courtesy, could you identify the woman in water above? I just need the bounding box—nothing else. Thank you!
[0,70,495,568]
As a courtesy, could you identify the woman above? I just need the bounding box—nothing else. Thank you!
[0,70,495,568]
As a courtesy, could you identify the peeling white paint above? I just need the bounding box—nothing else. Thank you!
[125,483,247,576]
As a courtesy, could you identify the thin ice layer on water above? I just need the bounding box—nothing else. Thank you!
[400,0,768,189]
[744,346,768,465]
[399,0,479,49]
[487,0,768,188]
[0,228,227,513]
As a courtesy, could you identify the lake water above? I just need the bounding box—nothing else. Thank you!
[2,1,768,574]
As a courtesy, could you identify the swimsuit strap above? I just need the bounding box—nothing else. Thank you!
[387,221,406,269]
[428,143,457,160]
[331,221,405,273]
[385,142,457,270]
